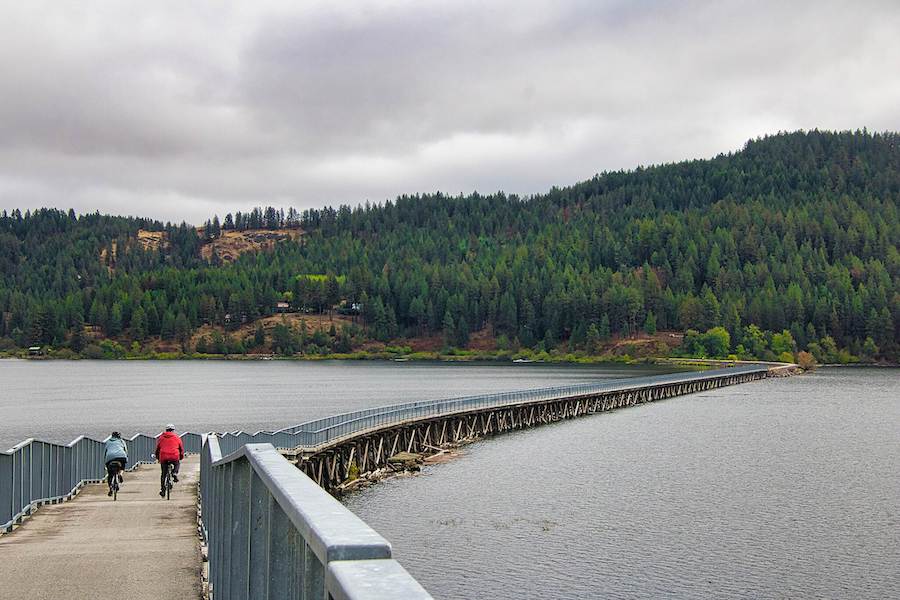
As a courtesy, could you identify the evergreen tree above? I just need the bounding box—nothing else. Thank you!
[131,306,147,341]
[161,310,176,340]
[599,314,611,341]
[70,314,86,352]
[108,303,123,337]
[456,315,469,348]
[442,310,455,348]
[174,312,191,344]
[586,322,601,353]
[644,310,657,335]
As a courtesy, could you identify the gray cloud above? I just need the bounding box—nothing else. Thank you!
[0,0,898,223]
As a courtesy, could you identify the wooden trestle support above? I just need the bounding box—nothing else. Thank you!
[298,369,769,493]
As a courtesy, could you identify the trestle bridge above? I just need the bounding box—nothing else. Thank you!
[1,362,790,599]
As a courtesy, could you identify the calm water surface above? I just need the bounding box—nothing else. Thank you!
[0,359,675,448]
[345,368,900,599]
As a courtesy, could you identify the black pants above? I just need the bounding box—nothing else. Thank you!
[160,459,180,490]
[106,459,125,486]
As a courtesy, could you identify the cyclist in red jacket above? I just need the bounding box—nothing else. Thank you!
[154,424,184,498]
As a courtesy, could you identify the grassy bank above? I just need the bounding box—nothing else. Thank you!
[2,345,688,365]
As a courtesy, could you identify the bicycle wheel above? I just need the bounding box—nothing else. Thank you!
[113,479,118,501]
[166,467,172,500]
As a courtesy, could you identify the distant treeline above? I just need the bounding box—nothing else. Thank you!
[1,129,898,362]
[201,206,301,237]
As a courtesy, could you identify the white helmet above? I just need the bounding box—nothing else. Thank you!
[165,424,175,431]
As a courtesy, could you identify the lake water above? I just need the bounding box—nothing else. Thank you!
[345,367,900,599]
[0,359,675,449]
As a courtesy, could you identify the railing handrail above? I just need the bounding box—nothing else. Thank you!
[207,365,760,443]
[285,364,766,435]
[3,430,206,455]
[1,430,205,532]
[201,437,431,598]
[188,366,770,445]
[209,365,769,453]
[214,442,392,563]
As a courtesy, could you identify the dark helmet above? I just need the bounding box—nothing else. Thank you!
[111,431,121,438]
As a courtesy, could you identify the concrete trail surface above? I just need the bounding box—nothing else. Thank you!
[0,455,200,600]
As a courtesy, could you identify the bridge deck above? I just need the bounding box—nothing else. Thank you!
[0,456,200,600]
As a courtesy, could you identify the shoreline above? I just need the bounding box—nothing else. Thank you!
[0,350,680,365]
[0,352,758,368]
[1,351,893,368]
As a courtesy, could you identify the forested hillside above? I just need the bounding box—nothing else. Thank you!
[1,130,898,362]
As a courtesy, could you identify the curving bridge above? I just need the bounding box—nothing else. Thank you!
[0,363,788,599]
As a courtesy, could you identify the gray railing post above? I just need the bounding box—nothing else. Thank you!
[268,496,302,598]
[212,451,224,595]
[248,469,271,599]
[200,442,432,600]
[26,444,34,509]
[230,457,252,599]
[65,443,75,497]
[0,451,11,530]
[16,445,24,514]
[302,537,326,599]
[223,461,235,599]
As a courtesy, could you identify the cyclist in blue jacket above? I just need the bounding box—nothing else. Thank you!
[103,432,128,496]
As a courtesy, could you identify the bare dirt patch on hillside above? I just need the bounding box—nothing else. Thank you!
[389,327,497,352]
[602,331,684,356]
[189,313,357,348]
[200,229,302,262]
[137,229,167,252]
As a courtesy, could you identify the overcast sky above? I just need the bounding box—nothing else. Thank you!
[1,1,898,224]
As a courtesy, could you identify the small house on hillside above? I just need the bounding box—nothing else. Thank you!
[28,346,43,356]
[275,301,291,313]
[337,301,362,316]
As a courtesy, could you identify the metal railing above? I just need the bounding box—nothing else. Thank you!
[201,437,432,600]
[214,365,770,455]
[1,431,203,532]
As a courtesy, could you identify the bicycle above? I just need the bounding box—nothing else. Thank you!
[163,462,174,500]
[107,461,123,501]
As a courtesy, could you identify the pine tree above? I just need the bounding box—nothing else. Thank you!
[442,310,455,348]
[409,296,426,333]
[161,311,176,340]
[599,314,611,340]
[70,314,86,352]
[644,310,657,335]
[456,315,469,348]
[108,303,123,337]
[586,322,601,353]
[131,306,147,341]
[498,291,517,334]
[862,336,879,359]
[174,312,191,345]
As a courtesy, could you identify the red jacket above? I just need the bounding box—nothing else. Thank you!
[155,431,184,462]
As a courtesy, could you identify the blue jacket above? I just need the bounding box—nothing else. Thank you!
[104,437,128,463]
